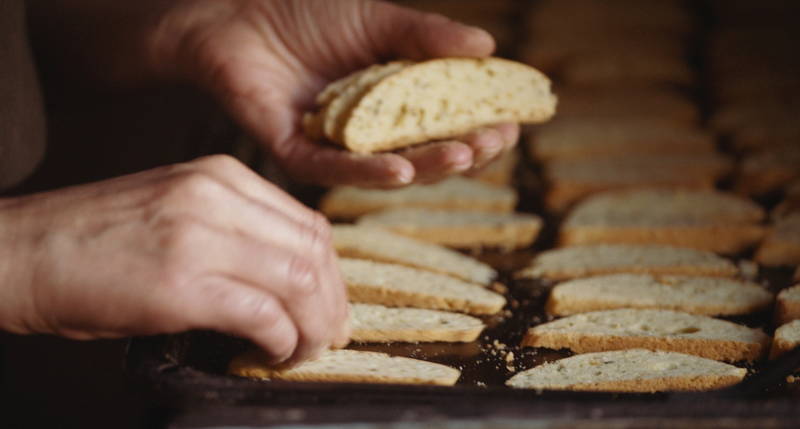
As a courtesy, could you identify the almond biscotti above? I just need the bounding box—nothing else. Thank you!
[506,349,745,393]
[350,303,485,343]
[516,244,739,281]
[523,309,770,362]
[776,285,800,325]
[543,154,733,212]
[332,225,496,285]
[756,212,800,266]
[229,349,461,386]
[529,118,715,162]
[339,258,506,315]
[357,208,542,250]
[559,188,766,253]
[552,87,701,125]
[770,320,800,359]
[320,176,517,220]
[734,144,800,196]
[546,274,772,317]
[304,57,557,154]
[560,51,695,87]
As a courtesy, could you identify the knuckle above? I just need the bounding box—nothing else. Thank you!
[195,154,244,172]
[287,256,320,297]
[169,171,224,202]
[239,293,284,331]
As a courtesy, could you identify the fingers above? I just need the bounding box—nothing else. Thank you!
[397,141,472,183]
[148,161,349,364]
[278,134,415,188]
[167,225,345,365]
[366,2,495,60]
[183,277,300,364]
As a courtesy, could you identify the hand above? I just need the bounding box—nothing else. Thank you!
[147,0,519,187]
[0,155,349,365]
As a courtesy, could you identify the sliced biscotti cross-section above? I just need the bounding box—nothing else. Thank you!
[559,188,766,253]
[321,176,517,220]
[770,320,800,359]
[357,208,542,250]
[547,274,772,317]
[339,258,506,315]
[543,154,733,212]
[506,349,746,392]
[523,309,770,362]
[306,57,557,154]
[332,225,496,285]
[516,244,739,281]
[350,303,485,343]
[305,61,411,143]
[776,285,800,325]
[229,349,461,386]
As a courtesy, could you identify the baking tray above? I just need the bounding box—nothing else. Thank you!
[125,1,800,426]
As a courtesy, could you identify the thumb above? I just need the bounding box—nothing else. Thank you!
[363,1,496,60]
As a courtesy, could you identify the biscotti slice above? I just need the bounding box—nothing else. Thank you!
[523,308,770,362]
[305,57,557,153]
[734,144,800,196]
[560,52,695,87]
[547,274,772,317]
[756,213,800,266]
[770,320,800,359]
[332,225,496,285]
[776,285,800,325]
[552,87,701,125]
[350,303,485,343]
[529,119,715,161]
[307,61,411,142]
[320,176,517,220]
[516,245,738,281]
[229,349,460,386]
[357,208,543,250]
[506,349,745,392]
[339,258,506,315]
[543,154,733,212]
[559,188,766,253]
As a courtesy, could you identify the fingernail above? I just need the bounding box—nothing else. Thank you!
[395,168,414,184]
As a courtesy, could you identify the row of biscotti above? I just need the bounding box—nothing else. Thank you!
[228,226,759,392]
[707,2,800,196]
[333,227,774,391]
[518,1,720,213]
[520,0,696,87]
[229,225,510,386]
[516,242,800,357]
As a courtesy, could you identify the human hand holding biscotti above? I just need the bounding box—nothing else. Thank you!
[38,0,518,187]
[0,155,349,366]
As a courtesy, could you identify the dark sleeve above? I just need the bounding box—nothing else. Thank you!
[0,0,46,191]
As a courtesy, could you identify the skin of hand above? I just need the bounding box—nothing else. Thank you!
[0,155,349,366]
[30,0,520,187]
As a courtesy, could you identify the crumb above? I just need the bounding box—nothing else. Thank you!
[476,381,486,387]
[738,260,759,281]
[787,375,797,383]
[510,299,520,309]
[490,282,509,294]
[505,351,515,363]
